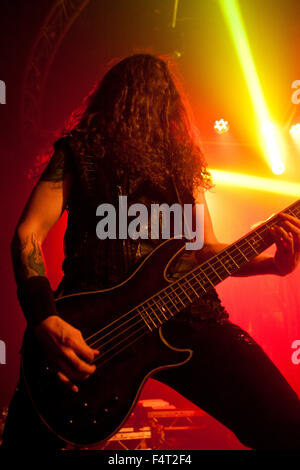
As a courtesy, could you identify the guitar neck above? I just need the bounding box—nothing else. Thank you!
[139,199,300,329]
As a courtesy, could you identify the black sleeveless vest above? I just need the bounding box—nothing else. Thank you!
[55,137,228,322]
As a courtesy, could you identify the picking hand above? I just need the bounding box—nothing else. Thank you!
[34,315,99,392]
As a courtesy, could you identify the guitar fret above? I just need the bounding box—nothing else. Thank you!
[190,271,207,293]
[217,256,231,275]
[170,285,186,307]
[287,208,296,217]
[225,251,240,269]
[210,261,224,281]
[203,262,223,282]
[164,289,180,312]
[247,238,259,255]
[185,277,200,298]
[177,283,193,303]
[252,232,268,252]
[197,266,215,288]
[154,297,169,320]
[131,199,300,338]
[161,300,174,318]
[233,244,249,262]
[148,303,163,325]
[252,231,267,247]
[137,306,153,331]
[140,304,158,328]
[257,225,272,244]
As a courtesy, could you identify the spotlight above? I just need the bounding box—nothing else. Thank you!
[219,0,285,174]
[260,122,275,135]
[290,123,300,137]
[173,50,182,58]
[211,169,300,197]
[260,122,285,175]
[214,119,229,134]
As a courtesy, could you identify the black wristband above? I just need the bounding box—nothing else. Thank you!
[17,276,58,327]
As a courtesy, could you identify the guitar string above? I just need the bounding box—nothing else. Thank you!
[90,254,251,364]
[91,236,299,368]
[87,209,299,356]
[87,215,288,358]
[87,239,254,351]
[86,206,298,346]
[86,220,268,347]
[90,208,300,367]
[94,325,151,370]
[91,227,277,368]
[85,205,300,352]
[91,233,299,367]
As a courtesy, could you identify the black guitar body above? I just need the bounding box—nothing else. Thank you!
[21,238,193,446]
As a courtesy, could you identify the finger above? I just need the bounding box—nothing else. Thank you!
[55,344,95,381]
[70,336,99,363]
[63,348,96,377]
[55,355,86,382]
[56,355,91,382]
[57,371,78,393]
[277,226,293,245]
[272,226,294,251]
[277,220,300,250]
[278,212,300,228]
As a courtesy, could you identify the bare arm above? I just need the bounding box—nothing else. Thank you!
[12,161,98,391]
[12,138,77,285]
[11,178,70,284]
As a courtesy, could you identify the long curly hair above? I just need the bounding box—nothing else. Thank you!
[63,53,212,193]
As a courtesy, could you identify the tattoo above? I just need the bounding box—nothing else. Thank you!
[27,233,46,276]
[11,231,46,282]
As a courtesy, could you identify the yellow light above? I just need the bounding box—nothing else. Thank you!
[218,0,285,175]
[290,124,300,137]
[171,0,179,29]
[290,123,300,152]
[260,122,285,174]
[211,169,300,197]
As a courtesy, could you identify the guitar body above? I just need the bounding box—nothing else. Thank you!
[21,238,193,446]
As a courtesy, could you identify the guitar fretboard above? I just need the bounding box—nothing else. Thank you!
[136,199,300,331]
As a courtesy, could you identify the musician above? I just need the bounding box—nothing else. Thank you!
[3,54,300,450]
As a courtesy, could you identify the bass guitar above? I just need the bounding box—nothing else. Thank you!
[21,199,300,445]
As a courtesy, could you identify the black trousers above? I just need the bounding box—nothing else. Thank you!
[2,319,300,450]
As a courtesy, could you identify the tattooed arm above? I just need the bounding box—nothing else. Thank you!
[12,145,98,389]
[12,138,75,283]
[11,179,67,283]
